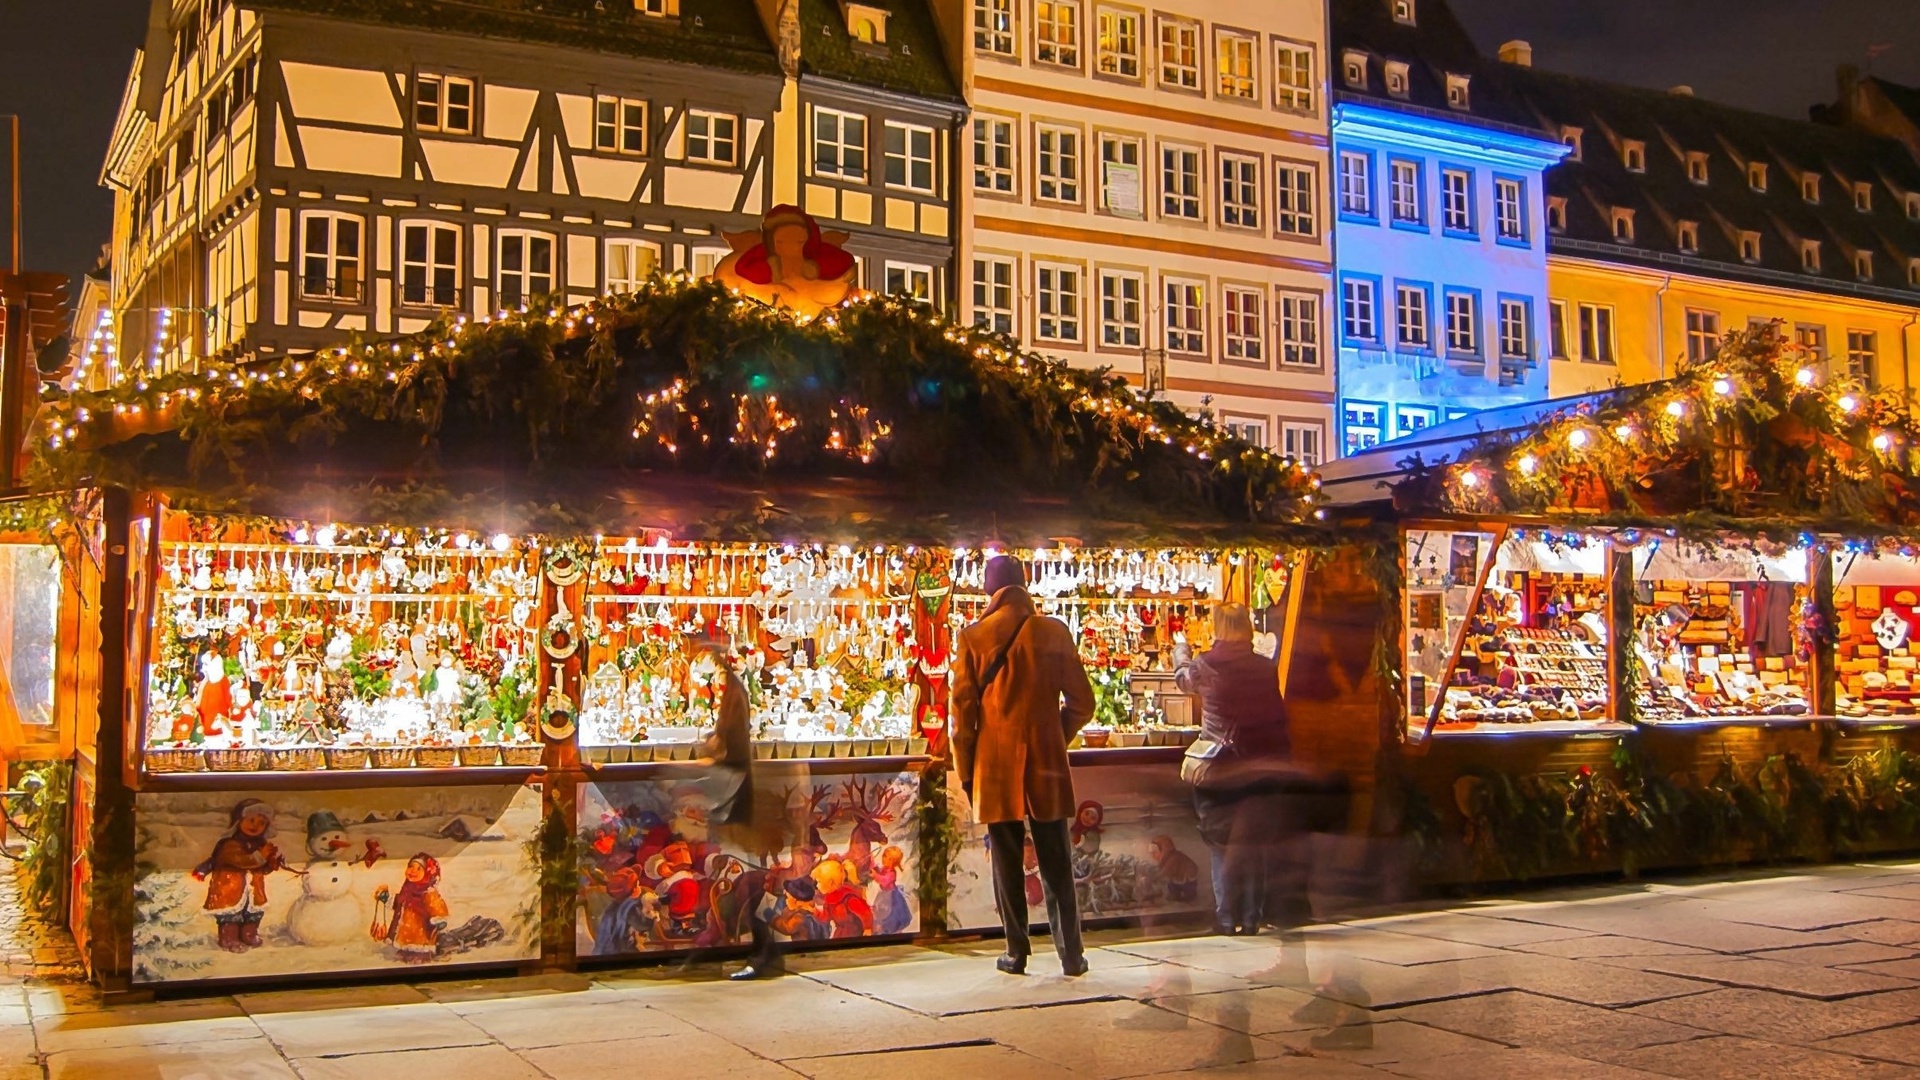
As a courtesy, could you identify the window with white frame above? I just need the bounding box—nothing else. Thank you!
[398,221,459,306]
[300,211,363,301]
[1685,309,1719,363]
[413,73,474,134]
[1397,404,1439,436]
[1162,143,1203,220]
[1498,298,1530,358]
[1749,161,1768,191]
[1222,416,1267,448]
[1389,159,1421,223]
[690,248,727,278]
[1686,151,1709,185]
[972,255,1016,334]
[1856,251,1875,280]
[1274,41,1314,112]
[684,111,738,165]
[497,230,555,308]
[1395,284,1428,349]
[1494,177,1524,240]
[1907,192,1920,220]
[1548,196,1567,232]
[1385,61,1410,98]
[1099,133,1143,216]
[1801,240,1821,273]
[1911,258,1920,286]
[974,0,1015,55]
[1219,153,1260,229]
[1035,0,1080,66]
[1095,6,1140,78]
[884,121,936,192]
[1280,420,1322,466]
[1164,278,1205,353]
[595,96,647,154]
[1577,302,1614,363]
[1444,290,1477,354]
[1611,207,1635,243]
[1036,125,1081,202]
[635,0,677,14]
[604,238,660,295]
[1342,278,1377,341]
[813,108,867,179]
[1549,300,1569,359]
[884,262,935,304]
[1445,73,1470,109]
[1216,29,1256,100]
[1622,140,1645,172]
[1157,17,1200,90]
[1561,125,1583,161]
[1098,269,1143,349]
[1847,330,1877,382]
[1222,285,1263,361]
[973,116,1015,193]
[1440,167,1471,232]
[1677,220,1699,254]
[1341,50,1366,89]
[1035,262,1082,341]
[1740,231,1762,263]
[1275,162,1316,237]
[1343,401,1383,454]
[1795,323,1827,362]
[1802,173,1821,203]
[1339,151,1371,216]
[1277,291,1319,367]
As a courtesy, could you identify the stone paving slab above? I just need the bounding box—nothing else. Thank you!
[1605,953,1917,1000]
[47,1035,300,1080]
[1386,991,1712,1059]
[947,998,1287,1079]
[1830,919,1920,947]
[1147,986,1348,1036]
[784,1042,1076,1079]
[637,975,960,1060]
[1817,1021,1920,1067]
[1264,1019,1507,1066]
[1373,1046,1674,1079]
[452,994,706,1049]
[1624,986,1919,1042]
[1509,935,1713,960]
[519,1031,803,1079]
[290,1043,548,1080]
[32,999,261,1054]
[251,1002,492,1059]
[1748,941,1917,967]
[1595,1034,1917,1079]
[1360,913,1592,950]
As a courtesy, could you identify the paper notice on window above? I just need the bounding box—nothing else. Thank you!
[1104,162,1142,218]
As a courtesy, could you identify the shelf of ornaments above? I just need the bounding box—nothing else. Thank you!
[159,589,534,604]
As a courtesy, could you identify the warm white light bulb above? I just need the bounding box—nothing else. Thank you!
[491,533,512,552]
[1838,395,1859,414]
[1666,400,1687,419]
[1568,428,1591,450]
[1712,377,1735,397]
[1795,367,1816,387]
[1518,454,1539,475]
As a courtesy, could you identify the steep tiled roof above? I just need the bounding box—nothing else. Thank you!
[1329,0,1542,134]
[1507,65,1920,302]
[1867,76,1920,130]
[243,0,780,75]
[798,0,959,102]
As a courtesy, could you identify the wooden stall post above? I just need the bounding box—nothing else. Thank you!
[534,542,587,972]
[1607,546,1635,727]
[84,488,140,999]
[1811,548,1838,720]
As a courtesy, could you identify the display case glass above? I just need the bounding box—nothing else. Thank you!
[1831,549,1920,721]
[1629,539,1812,724]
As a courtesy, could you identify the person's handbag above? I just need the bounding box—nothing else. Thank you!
[977,616,1032,692]
[1180,736,1227,787]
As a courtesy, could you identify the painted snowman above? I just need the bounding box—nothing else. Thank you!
[285,811,382,947]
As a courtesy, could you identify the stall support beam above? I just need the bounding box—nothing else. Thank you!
[84,489,147,1001]
[1811,553,1838,719]
[1607,549,1634,727]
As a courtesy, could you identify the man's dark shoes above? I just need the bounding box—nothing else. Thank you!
[995,954,1028,976]
[1060,954,1089,977]
[729,963,784,981]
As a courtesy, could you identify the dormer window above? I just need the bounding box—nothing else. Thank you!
[1910,257,1920,287]
[1342,50,1367,90]
[1445,73,1470,110]
[1740,231,1761,263]
[1801,239,1821,273]
[1547,195,1567,232]
[1854,182,1872,212]
[1561,125,1583,161]
[1384,61,1410,98]
[846,1,890,43]
[1677,220,1699,253]
[1802,173,1821,203]
[1907,193,1920,220]
[1855,251,1874,280]
[1686,152,1708,185]
[1392,0,1416,25]
[1748,162,1767,191]
[1622,140,1645,173]
[634,0,679,15]
[1611,206,1635,243]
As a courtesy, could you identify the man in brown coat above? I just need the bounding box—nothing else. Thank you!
[952,555,1096,976]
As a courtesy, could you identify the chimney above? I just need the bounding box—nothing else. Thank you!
[1497,40,1532,67]
[1669,85,1694,96]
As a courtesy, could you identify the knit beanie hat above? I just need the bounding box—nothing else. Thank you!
[982,555,1026,598]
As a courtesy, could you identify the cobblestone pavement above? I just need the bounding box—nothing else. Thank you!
[13,861,1920,1078]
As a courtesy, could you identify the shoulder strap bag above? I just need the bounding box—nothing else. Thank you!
[977,615,1033,693]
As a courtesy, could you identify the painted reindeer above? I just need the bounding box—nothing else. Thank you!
[776,784,835,880]
[835,777,909,880]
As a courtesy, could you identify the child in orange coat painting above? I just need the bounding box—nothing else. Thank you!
[193,798,286,953]
[372,853,449,963]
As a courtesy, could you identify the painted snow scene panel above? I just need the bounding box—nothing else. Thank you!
[948,762,1212,930]
[133,782,542,984]
[578,769,921,957]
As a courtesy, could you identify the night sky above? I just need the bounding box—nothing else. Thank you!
[2,0,1918,291]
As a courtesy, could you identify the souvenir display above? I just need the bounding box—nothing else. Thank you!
[1834,583,1920,718]
[1633,577,1812,721]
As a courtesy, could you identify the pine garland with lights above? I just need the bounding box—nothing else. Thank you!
[33,280,1322,541]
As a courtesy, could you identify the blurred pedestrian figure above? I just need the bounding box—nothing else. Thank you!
[953,555,1097,976]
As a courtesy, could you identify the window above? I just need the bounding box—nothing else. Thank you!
[1164,278,1205,353]
[1801,240,1821,273]
[1099,133,1143,216]
[1219,153,1260,229]
[595,96,647,155]
[1856,251,1875,280]
[684,111,738,165]
[1911,258,1920,287]
[884,262,934,304]
[1339,151,1372,217]
[1847,330,1877,382]
[1445,73,1470,110]
[398,221,459,307]
[604,238,659,295]
[1802,173,1821,203]
[1278,292,1319,367]
[1222,286,1263,361]
[1157,17,1200,90]
[974,0,1015,55]
[1216,30,1256,100]
[1611,207,1635,243]
[1561,126,1583,161]
[1907,192,1920,220]
[1677,220,1699,254]
[1740,231,1761,263]
[1577,302,1614,363]
[972,116,1015,194]
[1444,291,1478,355]
[1498,298,1530,359]
[972,256,1016,334]
[1686,152,1708,185]
[813,108,868,179]
[1549,300,1569,359]
[299,212,363,301]
[1685,309,1719,363]
[1547,196,1567,232]
[884,122,936,192]
[635,0,678,14]
[1343,401,1383,454]
[691,248,727,278]
[413,73,474,135]
[1795,324,1827,363]
[1275,162,1316,237]
[1035,263,1082,342]
[1222,416,1267,448]
[1274,41,1314,112]
[1280,421,1322,466]
[1035,0,1080,66]
[1098,270,1143,349]
[1096,7,1140,78]
[1161,143,1203,220]
[496,231,554,308]
[1440,168,1471,232]
[1389,159,1422,224]
[1392,0,1416,25]
[1397,404,1438,436]
[1748,162,1768,191]
[1494,177,1524,240]
[1622,140,1645,172]
[1036,125,1081,203]
[1341,50,1367,90]
[1341,278,1378,341]
[1385,61,1410,98]
[1395,284,1429,349]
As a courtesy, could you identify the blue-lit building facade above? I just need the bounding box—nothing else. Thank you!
[1329,0,1566,455]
